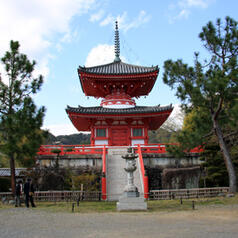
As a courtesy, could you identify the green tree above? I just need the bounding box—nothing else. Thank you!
[163,17,238,193]
[200,143,229,187]
[0,41,45,194]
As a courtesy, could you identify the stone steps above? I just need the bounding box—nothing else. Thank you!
[106,147,143,201]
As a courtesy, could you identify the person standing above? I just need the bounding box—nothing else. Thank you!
[24,178,36,208]
[15,180,22,207]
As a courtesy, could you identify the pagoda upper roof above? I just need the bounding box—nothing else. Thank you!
[78,60,158,75]
[78,60,159,98]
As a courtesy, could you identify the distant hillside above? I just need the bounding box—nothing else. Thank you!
[44,132,91,145]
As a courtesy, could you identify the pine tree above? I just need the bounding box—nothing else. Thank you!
[0,41,45,194]
[200,143,229,188]
[163,17,238,193]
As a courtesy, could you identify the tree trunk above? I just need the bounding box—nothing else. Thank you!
[10,155,16,195]
[213,119,237,193]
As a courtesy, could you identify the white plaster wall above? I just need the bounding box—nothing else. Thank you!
[131,139,144,146]
[95,140,108,145]
[103,104,135,109]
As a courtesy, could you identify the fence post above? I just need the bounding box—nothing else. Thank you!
[80,184,84,201]
[187,189,189,199]
[180,197,183,204]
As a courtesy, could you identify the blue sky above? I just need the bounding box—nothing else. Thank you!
[0,0,237,135]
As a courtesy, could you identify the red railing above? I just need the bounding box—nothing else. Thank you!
[37,144,105,156]
[38,144,203,156]
[137,145,149,199]
[189,146,204,153]
[101,145,107,200]
[134,143,203,154]
[134,144,167,154]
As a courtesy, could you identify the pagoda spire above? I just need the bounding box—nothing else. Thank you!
[114,21,121,62]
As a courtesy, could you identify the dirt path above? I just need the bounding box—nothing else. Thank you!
[0,205,238,238]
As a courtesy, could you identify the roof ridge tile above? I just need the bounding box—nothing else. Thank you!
[78,61,158,75]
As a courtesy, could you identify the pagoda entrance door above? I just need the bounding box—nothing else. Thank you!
[110,127,128,146]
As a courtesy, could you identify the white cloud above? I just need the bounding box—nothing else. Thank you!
[120,11,151,32]
[100,14,114,26]
[178,9,190,19]
[99,11,151,32]
[0,64,9,86]
[168,0,215,23]
[179,0,209,8]
[56,29,80,53]
[33,55,53,79]
[90,9,105,22]
[0,0,96,78]
[42,124,79,136]
[85,44,126,67]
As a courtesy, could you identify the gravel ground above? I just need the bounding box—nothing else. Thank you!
[0,205,238,238]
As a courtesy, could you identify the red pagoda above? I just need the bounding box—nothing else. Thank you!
[66,22,173,146]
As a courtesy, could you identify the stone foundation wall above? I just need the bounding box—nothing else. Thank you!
[37,154,102,169]
[161,167,201,189]
[36,153,202,190]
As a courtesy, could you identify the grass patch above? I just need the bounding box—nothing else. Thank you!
[148,199,193,212]
[36,201,117,213]
[1,194,237,213]
[148,194,238,212]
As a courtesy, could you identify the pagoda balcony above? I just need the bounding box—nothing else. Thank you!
[37,144,203,156]
[100,91,136,108]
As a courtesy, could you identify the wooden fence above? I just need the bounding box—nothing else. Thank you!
[0,187,230,202]
[149,187,230,200]
[0,191,102,202]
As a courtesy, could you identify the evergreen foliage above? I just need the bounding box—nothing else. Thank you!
[149,128,173,143]
[0,177,11,192]
[199,135,238,187]
[200,143,229,187]
[0,41,45,194]
[21,166,73,191]
[163,17,238,192]
[72,173,100,191]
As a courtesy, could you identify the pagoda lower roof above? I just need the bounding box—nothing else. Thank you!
[78,61,158,75]
[66,105,173,131]
[66,105,172,114]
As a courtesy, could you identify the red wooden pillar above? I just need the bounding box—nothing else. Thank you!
[108,127,112,146]
[137,144,149,199]
[91,127,95,146]
[144,174,149,199]
[101,175,106,200]
[101,145,107,200]
[144,126,149,145]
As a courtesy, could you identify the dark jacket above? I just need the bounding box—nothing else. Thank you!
[16,183,22,196]
[24,182,35,195]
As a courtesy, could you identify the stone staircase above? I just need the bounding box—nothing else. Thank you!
[106,147,143,201]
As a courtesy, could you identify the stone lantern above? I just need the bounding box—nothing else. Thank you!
[117,147,147,211]
[122,147,140,197]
